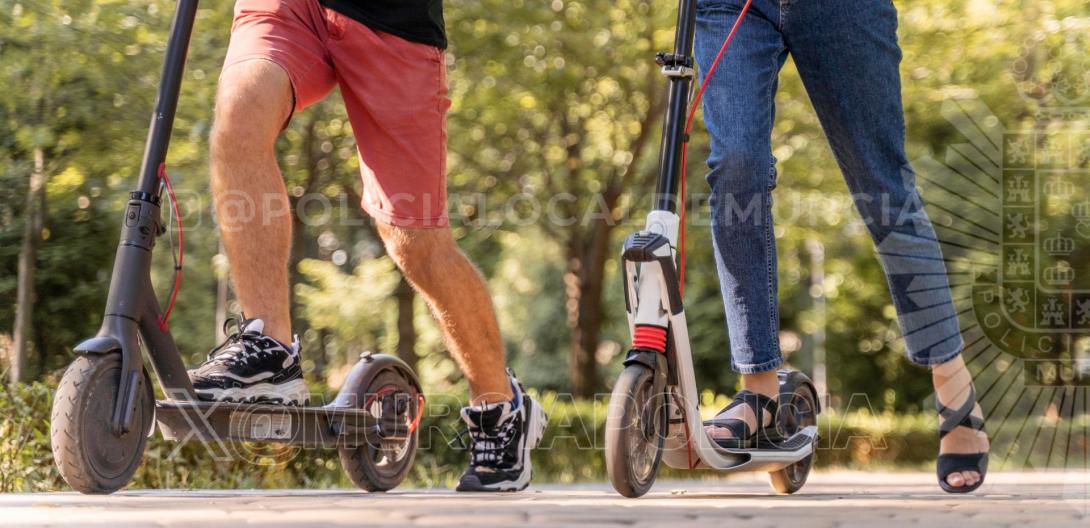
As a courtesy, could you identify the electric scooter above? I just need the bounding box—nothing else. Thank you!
[49,0,423,494]
[604,0,820,497]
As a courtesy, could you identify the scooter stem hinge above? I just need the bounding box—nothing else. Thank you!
[655,52,694,78]
[661,66,694,78]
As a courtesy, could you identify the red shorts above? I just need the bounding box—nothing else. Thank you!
[224,0,450,227]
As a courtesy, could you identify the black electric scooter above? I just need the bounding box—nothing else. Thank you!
[604,0,820,497]
[49,0,422,494]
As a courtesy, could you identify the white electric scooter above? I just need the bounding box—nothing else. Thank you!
[604,0,820,498]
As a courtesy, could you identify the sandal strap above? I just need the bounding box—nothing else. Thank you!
[703,389,779,440]
[937,452,988,476]
[937,452,989,493]
[704,418,751,439]
[936,386,986,439]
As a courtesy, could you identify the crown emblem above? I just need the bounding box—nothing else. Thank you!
[1044,177,1074,198]
[1043,262,1075,286]
[1043,235,1074,255]
[1011,34,1090,108]
[1074,201,1090,220]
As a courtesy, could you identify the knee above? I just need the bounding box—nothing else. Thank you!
[706,141,775,197]
[379,225,458,282]
[210,61,292,161]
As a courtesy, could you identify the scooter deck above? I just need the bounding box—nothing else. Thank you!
[712,425,818,471]
[712,428,814,451]
[663,425,819,472]
[154,399,408,448]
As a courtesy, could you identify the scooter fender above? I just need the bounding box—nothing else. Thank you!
[73,335,123,355]
[623,348,669,401]
[329,352,422,409]
[778,369,821,415]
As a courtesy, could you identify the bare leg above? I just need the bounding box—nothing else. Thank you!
[376,223,512,405]
[704,370,779,440]
[210,60,294,345]
[933,355,990,489]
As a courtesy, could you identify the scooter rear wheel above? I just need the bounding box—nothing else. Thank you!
[606,364,667,498]
[338,369,420,491]
[51,354,154,494]
[768,373,818,494]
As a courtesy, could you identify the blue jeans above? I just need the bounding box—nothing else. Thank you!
[695,0,963,374]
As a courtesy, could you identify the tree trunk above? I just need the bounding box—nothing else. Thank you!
[565,216,614,397]
[11,148,45,384]
[289,114,323,367]
[394,275,418,371]
[289,118,319,335]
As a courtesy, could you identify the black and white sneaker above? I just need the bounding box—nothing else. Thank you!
[187,317,309,405]
[455,371,548,492]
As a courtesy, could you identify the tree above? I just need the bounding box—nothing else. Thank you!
[10,148,43,383]
[445,0,671,396]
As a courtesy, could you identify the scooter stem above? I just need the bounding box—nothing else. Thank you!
[653,0,698,212]
[78,0,202,434]
[136,0,199,196]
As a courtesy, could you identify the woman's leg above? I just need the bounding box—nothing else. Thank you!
[695,0,788,437]
[784,0,987,489]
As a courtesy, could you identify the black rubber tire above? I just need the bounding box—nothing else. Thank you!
[338,369,420,492]
[605,364,667,498]
[768,376,818,494]
[50,354,154,494]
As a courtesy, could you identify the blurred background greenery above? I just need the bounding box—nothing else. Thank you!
[1,0,1088,490]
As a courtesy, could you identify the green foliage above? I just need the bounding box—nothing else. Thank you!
[3,0,1090,432]
[0,381,62,492]
[294,257,399,364]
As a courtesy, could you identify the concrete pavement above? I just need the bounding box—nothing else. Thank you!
[2,471,1087,527]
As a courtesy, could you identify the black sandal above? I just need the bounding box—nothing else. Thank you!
[703,389,778,448]
[936,386,988,494]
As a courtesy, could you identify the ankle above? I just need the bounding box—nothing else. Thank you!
[742,370,780,397]
[932,359,973,399]
[257,320,292,346]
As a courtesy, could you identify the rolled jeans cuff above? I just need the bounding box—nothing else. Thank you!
[731,355,784,375]
[907,334,964,367]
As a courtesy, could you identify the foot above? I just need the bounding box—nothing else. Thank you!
[456,371,548,492]
[703,371,779,443]
[703,389,777,445]
[187,317,309,405]
[934,360,989,491]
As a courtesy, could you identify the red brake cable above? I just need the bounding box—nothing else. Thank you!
[158,163,184,331]
[678,0,753,296]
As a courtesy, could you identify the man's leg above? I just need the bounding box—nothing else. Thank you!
[375,223,512,404]
[187,60,312,404]
[210,60,294,345]
[189,0,338,404]
[324,18,545,490]
[374,223,548,492]
[785,0,988,489]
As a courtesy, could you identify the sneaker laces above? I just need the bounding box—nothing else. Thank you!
[453,407,519,470]
[207,316,270,365]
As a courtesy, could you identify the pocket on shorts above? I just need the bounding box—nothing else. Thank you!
[405,40,443,66]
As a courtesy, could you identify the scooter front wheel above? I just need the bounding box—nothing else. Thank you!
[606,364,667,498]
[50,354,154,494]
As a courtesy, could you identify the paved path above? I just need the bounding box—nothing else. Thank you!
[2,472,1087,527]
